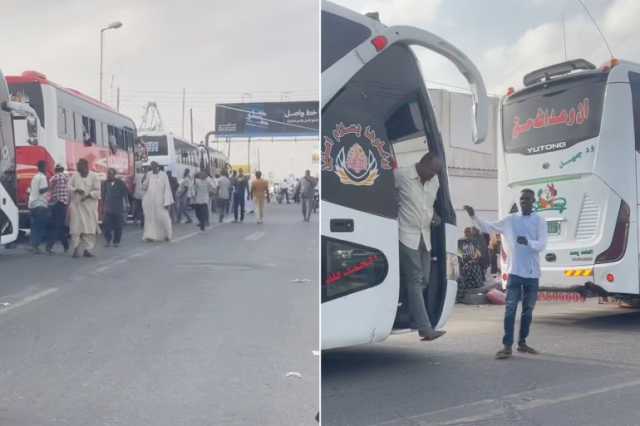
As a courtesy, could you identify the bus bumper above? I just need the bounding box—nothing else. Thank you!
[537,262,636,296]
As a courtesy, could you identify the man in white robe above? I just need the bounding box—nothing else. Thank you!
[142,162,174,242]
[68,158,101,258]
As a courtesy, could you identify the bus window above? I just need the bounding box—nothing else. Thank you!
[386,98,431,167]
[75,112,86,143]
[124,128,134,152]
[322,237,389,302]
[57,107,67,138]
[321,10,371,72]
[8,83,45,126]
[81,116,96,146]
[629,72,640,153]
[502,73,606,155]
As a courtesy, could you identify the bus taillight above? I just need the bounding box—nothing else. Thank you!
[595,200,630,264]
[371,36,388,52]
[600,58,620,72]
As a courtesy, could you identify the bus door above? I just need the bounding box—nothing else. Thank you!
[0,71,18,244]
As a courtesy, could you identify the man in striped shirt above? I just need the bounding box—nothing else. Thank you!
[46,164,70,254]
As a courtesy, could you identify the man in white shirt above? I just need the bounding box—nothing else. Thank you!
[464,188,548,359]
[28,160,49,254]
[395,152,445,341]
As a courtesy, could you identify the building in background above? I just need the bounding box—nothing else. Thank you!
[428,88,500,236]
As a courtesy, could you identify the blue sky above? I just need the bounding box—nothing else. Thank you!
[334,0,638,95]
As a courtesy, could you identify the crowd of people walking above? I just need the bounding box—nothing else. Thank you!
[26,159,318,258]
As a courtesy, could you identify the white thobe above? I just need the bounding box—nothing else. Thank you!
[142,171,174,241]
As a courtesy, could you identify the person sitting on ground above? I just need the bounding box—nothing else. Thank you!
[457,227,485,301]
[464,188,548,360]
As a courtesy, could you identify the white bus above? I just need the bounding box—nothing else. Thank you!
[321,1,489,349]
[0,70,19,245]
[139,131,228,177]
[497,58,640,301]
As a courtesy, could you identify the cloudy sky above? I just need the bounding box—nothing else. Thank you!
[3,0,318,141]
[334,0,640,96]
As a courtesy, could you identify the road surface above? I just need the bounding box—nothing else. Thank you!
[0,203,318,425]
[323,299,640,426]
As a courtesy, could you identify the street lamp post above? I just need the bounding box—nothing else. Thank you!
[99,21,123,102]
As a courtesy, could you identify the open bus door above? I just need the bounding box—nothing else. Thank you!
[0,70,19,245]
[321,1,488,349]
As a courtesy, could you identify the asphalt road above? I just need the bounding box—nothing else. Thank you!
[0,203,318,425]
[322,299,640,426]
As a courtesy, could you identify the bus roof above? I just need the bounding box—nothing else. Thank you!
[6,70,134,123]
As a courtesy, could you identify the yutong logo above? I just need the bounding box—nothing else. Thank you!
[526,141,567,154]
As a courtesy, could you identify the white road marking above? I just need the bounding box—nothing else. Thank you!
[244,231,265,241]
[172,231,201,243]
[372,376,640,426]
[0,288,59,316]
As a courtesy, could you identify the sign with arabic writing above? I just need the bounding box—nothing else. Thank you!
[502,74,605,155]
[215,101,319,137]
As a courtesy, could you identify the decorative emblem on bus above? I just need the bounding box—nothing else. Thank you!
[322,122,394,186]
[534,183,567,213]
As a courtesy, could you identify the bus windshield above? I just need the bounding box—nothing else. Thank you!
[502,73,607,155]
[8,83,45,127]
[141,135,168,156]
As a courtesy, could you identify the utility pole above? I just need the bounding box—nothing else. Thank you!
[116,87,120,112]
[247,137,251,174]
[561,13,568,61]
[181,88,186,138]
[190,108,194,143]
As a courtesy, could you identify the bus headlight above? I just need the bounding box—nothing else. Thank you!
[447,253,459,281]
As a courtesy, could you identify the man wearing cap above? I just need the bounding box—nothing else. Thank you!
[46,164,70,254]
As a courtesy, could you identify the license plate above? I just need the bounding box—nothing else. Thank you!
[538,291,585,303]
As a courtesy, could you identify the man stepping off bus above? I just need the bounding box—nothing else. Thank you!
[395,152,446,341]
[464,188,548,359]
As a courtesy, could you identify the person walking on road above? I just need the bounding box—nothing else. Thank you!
[101,168,129,248]
[193,170,214,231]
[68,158,101,258]
[464,188,548,360]
[232,168,248,223]
[46,164,69,254]
[297,170,317,222]
[176,168,194,224]
[216,170,232,223]
[133,172,145,227]
[28,160,49,254]
[142,161,174,242]
[166,170,179,224]
[250,170,270,224]
[395,152,445,341]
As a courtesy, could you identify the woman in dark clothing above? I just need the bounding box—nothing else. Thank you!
[457,227,485,299]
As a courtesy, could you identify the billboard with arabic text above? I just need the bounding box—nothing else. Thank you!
[215,101,319,138]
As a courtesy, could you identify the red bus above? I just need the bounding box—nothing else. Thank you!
[6,71,138,227]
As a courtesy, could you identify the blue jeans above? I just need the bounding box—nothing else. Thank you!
[503,275,539,347]
[233,194,245,221]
